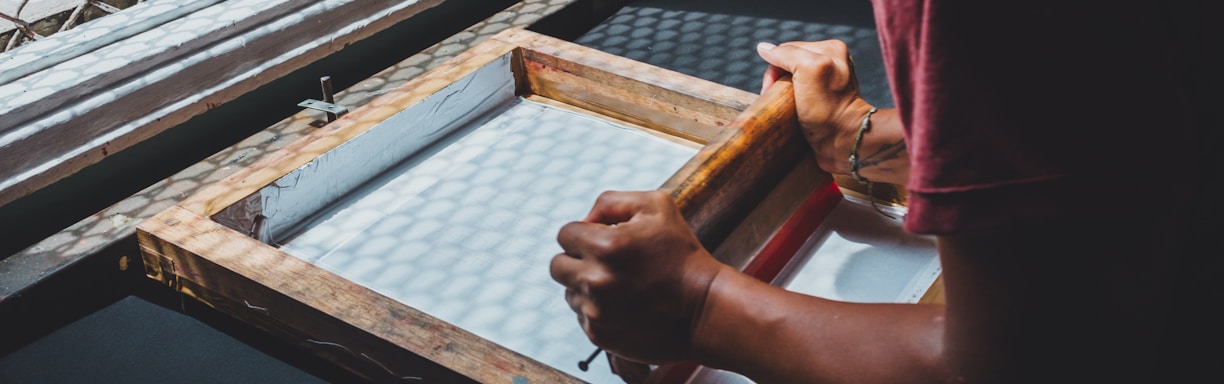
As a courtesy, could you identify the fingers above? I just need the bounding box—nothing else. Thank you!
[758,42,782,93]
[565,287,599,328]
[550,189,709,365]
[757,39,852,82]
[582,190,639,224]
[582,190,669,225]
[758,40,850,69]
[761,64,786,94]
[550,250,585,288]
[551,245,616,298]
[551,224,617,314]
[756,40,796,74]
[556,220,614,260]
[554,191,666,317]
[551,255,601,321]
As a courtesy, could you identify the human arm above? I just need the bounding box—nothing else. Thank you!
[551,189,1142,383]
[757,41,908,187]
[551,190,957,383]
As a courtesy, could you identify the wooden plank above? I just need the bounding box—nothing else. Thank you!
[138,28,821,382]
[496,28,756,144]
[0,0,447,207]
[0,0,316,132]
[662,76,810,250]
[522,94,704,150]
[920,275,946,304]
[0,0,227,84]
[139,205,570,384]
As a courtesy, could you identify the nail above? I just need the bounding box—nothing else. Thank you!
[757,41,776,51]
[578,348,602,371]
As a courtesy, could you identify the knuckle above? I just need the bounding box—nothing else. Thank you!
[823,39,849,54]
[645,190,675,209]
[557,221,579,242]
[548,253,568,281]
[586,235,615,255]
[582,305,602,323]
[805,39,848,55]
[587,231,627,256]
[595,190,619,205]
[585,268,615,290]
[645,189,670,201]
[795,56,837,76]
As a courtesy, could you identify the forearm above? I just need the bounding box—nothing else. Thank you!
[691,265,953,383]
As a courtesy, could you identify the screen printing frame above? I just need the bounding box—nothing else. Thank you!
[136,28,843,383]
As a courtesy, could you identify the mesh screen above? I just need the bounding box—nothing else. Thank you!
[281,98,697,382]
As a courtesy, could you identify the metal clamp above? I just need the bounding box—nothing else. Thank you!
[299,76,348,123]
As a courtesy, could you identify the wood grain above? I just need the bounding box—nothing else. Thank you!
[498,29,756,144]
[139,205,576,384]
[662,76,810,251]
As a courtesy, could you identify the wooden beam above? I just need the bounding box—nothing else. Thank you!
[0,0,228,84]
[0,0,313,126]
[662,76,810,251]
[139,205,564,384]
[499,28,755,144]
[0,0,447,207]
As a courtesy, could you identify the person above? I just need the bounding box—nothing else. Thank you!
[550,1,1216,383]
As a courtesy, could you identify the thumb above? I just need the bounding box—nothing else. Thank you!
[757,42,789,93]
[756,41,790,72]
[582,190,665,225]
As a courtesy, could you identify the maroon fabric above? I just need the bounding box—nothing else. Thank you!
[871,1,1201,235]
[865,3,1217,379]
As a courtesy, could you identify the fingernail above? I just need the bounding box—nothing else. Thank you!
[757,42,776,51]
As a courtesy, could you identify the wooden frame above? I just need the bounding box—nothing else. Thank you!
[136,28,838,383]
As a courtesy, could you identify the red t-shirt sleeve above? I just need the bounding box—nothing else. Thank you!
[872,0,1198,235]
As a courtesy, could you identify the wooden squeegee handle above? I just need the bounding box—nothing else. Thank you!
[587,77,804,383]
[662,76,804,251]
